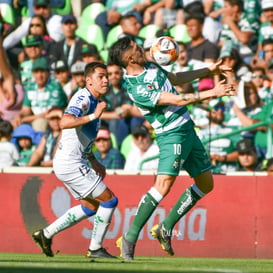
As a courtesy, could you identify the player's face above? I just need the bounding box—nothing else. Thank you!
[86,67,109,98]
[127,41,145,66]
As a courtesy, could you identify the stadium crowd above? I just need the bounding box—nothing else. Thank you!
[0,0,272,174]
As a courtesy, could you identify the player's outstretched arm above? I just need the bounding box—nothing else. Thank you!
[168,59,233,85]
[157,80,235,106]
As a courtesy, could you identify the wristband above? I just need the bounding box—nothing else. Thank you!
[88,113,96,121]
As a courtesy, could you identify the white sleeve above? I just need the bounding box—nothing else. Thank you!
[3,18,31,49]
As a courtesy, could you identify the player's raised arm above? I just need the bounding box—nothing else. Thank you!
[157,80,235,106]
[168,59,232,86]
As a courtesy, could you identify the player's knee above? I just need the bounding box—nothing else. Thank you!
[100,196,118,208]
[154,175,176,196]
[81,205,96,216]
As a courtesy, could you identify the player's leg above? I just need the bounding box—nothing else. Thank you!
[117,175,174,260]
[151,128,213,255]
[32,200,99,257]
[87,186,118,258]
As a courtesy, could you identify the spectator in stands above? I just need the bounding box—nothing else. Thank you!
[218,0,259,65]
[18,14,55,64]
[94,127,125,169]
[266,58,273,82]
[198,100,240,173]
[119,14,143,46]
[253,38,273,70]
[52,60,71,97]
[124,124,159,172]
[252,0,273,67]
[185,15,219,63]
[26,106,63,167]
[19,34,44,86]
[48,14,87,68]
[142,0,184,29]
[15,136,36,167]
[232,100,273,160]
[0,120,19,168]
[101,62,143,148]
[0,33,24,124]
[265,157,273,175]
[13,57,67,132]
[236,138,263,172]
[68,61,86,99]
[95,0,145,40]
[250,67,273,104]
[81,43,102,64]
[171,41,209,93]
[3,0,63,50]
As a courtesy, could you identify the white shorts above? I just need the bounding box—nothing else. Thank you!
[53,157,107,200]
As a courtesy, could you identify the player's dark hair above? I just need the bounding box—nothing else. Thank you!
[109,36,133,68]
[0,120,13,138]
[84,62,107,77]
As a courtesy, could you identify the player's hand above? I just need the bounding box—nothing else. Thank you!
[91,159,106,179]
[208,59,233,78]
[213,79,236,97]
[94,101,107,119]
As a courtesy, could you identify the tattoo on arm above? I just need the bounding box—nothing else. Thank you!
[181,93,201,101]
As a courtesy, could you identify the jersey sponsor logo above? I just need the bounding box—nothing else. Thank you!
[76,95,85,105]
[66,106,82,117]
[136,85,150,97]
[147,84,154,90]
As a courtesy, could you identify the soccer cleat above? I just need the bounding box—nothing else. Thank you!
[116,236,136,261]
[32,229,54,257]
[86,248,116,259]
[150,224,174,256]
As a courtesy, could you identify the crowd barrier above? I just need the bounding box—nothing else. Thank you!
[1,168,272,259]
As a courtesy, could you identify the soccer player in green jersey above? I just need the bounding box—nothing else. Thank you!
[109,36,235,260]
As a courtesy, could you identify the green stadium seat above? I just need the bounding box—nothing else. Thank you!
[52,0,72,15]
[0,3,15,26]
[138,24,160,40]
[169,24,191,43]
[76,24,105,51]
[120,134,134,159]
[81,2,105,24]
[105,25,123,49]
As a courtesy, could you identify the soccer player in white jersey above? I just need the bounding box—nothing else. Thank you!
[32,62,118,259]
[110,37,235,260]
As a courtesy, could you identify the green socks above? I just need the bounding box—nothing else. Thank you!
[162,185,204,232]
[125,188,162,243]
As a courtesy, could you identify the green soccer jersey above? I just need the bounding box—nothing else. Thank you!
[125,62,193,136]
[23,79,68,114]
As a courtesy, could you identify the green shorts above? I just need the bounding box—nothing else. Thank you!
[156,127,212,177]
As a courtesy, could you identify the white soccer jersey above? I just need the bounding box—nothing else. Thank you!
[55,87,101,162]
[53,88,105,200]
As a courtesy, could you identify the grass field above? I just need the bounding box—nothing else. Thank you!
[0,253,273,273]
